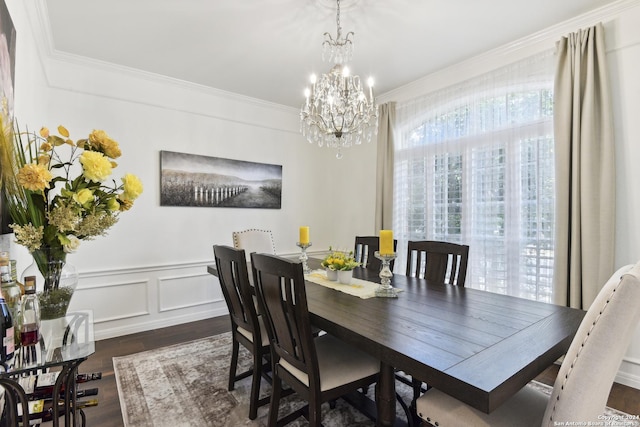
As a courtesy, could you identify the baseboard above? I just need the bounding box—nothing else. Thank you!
[93,307,228,341]
[615,358,640,390]
[553,359,640,391]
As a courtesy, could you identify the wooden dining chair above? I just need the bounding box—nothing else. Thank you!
[232,228,276,262]
[398,240,470,423]
[212,245,271,420]
[250,252,380,427]
[416,262,640,427]
[405,240,469,285]
[354,235,398,272]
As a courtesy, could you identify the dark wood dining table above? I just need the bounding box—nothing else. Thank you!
[208,258,585,427]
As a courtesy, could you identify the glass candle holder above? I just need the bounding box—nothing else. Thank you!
[296,242,312,274]
[374,251,398,298]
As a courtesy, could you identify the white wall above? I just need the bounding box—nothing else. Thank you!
[3,0,378,340]
[378,0,640,390]
[5,0,640,389]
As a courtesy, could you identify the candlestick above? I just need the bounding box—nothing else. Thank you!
[379,230,394,255]
[296,242,312,275]
[374,251,398,298]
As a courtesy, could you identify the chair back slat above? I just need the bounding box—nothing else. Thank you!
[251,253,319,384]
[406,240,469,286]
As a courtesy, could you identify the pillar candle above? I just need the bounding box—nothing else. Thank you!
[379,230,394,255]
[299,226,310,245]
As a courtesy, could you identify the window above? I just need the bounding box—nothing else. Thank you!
[393,51,555,302]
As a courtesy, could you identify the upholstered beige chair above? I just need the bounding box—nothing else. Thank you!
[416,262,640,427]
[232,229,276,262]
[251,253,380,427]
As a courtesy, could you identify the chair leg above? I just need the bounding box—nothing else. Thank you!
[228,337,240,391]
[410,377,424,427]
[248,347,262,419]
[411,378,424,405]
[308,398,322,427]
[268,374,282,427]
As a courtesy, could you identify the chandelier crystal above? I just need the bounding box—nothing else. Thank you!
[300,0,378,159]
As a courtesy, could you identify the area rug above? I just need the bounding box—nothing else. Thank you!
[114,332,637,427]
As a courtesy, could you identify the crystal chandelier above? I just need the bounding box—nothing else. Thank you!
[300,0,378,159]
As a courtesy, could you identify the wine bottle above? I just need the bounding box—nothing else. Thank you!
[19,276,40,347]
[17,398,99,423]
[29,386,99,401]
[0,296,15,362]
[18,371,102,396]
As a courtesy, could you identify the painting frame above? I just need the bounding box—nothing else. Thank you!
[160,150,283,209]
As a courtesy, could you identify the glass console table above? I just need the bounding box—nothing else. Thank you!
[0,310,95,427]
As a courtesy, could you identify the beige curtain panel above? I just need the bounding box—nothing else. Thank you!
[553,22,615,309]
[375,102,396,231]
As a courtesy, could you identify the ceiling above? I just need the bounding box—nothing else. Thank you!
[44,0,618,109]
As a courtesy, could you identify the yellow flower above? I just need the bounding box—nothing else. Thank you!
[118,197,133,211]
[122,173,143,200]
[106,197,120,211]
[73,188,93,205]
[80,151,112,182]
[0,120,143,260]
[16,163,52,192]
[89,129,122,159]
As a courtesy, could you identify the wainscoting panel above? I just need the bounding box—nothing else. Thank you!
[70,278,151,323]
[69,261,228,341]
[158,271,223,313]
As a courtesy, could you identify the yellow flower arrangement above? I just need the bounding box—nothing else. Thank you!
[321,248,360,271]
[0,114,143,296]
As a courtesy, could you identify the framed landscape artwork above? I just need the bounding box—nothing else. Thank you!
[160,150,282,209]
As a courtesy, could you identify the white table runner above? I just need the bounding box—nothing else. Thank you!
[305,269,402,299]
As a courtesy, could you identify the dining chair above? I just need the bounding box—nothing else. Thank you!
[212,245,271,420]
[405,240,469,286]
[398,239,470,421]
[416,261,640,427]
[232,228,276,262]
[250,252,380,427]
[354,235,398,272]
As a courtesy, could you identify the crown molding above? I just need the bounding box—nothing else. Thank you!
[377,0,640,104]
[25,0,300,121]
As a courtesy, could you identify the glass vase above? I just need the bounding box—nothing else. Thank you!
[20,247,78,320]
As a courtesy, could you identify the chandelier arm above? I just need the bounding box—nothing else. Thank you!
[311,109,333,134]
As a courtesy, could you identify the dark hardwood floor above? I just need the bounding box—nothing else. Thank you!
[75,316,639,426]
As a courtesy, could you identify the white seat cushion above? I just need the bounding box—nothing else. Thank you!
[279,334,379,392]
[416,384,548,427]
[237,315,270,347]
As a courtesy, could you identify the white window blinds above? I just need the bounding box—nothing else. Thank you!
[393,50,555,302]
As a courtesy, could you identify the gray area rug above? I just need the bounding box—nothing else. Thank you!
[113,332,635,427]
